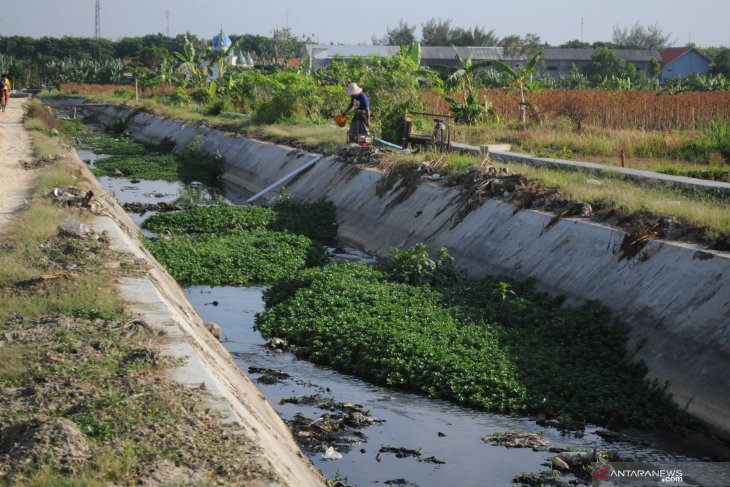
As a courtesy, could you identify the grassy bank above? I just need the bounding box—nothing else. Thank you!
[1,99,280,486]
[373,150,730,242]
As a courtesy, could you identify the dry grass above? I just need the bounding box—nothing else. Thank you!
[452,124,713,169]
[0,110,123,320]
[249,123,346,148]
[380,150,730,239]
[518,164,730,239]
[422,89,730,131]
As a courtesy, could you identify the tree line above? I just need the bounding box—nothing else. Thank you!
[374,19,730,77]
[0,30,308,89]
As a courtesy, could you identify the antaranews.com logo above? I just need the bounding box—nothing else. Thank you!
[592,462,730,486]
[594,464,683,484]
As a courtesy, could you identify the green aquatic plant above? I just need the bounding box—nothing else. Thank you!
[256,258,683,429]
[145,230,325,286]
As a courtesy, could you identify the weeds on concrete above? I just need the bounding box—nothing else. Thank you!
[374,150,730,244]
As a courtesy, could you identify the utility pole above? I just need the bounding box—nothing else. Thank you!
[95,0,101,38]
[166,9,170,36]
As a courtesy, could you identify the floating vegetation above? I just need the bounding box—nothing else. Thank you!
[256,259,684,429]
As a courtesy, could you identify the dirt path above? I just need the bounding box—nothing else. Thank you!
[0,98,35,234]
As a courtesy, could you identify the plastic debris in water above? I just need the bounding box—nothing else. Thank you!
[322,446,343,460]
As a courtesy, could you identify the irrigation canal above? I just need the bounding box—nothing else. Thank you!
[86,146,728,487]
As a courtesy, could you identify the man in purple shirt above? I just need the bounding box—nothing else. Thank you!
[343,82,370,127]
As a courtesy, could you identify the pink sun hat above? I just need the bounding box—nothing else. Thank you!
[345,82,363,96]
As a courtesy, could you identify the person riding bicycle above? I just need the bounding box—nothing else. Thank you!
[0,74,10,109]
[342,82,370,142]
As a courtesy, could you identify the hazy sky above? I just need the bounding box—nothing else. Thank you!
[1,0,728,47]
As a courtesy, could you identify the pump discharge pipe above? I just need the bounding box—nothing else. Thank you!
[244,155,323,204]
[372,136,406,151]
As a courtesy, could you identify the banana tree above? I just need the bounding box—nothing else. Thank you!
[173,34,209,88]
[485,50,543,123]
[431,49,490,102]
[430,49,493,123]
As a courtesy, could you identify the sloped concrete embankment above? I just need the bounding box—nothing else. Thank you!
[66,122,325,487]
[86,104,730,440]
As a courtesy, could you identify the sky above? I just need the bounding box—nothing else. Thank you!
[0,0,728,48]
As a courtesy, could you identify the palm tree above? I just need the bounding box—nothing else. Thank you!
[485,50,543,123]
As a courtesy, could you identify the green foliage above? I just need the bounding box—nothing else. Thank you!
[252,72,322,124]
[584,48,638,85]
[144,205,275,233]
[256,263,527,413]
[168,87,191,105]
[145,230,324,286]
[142,200,338,241]
[384,244,464,285]
[142,199,336,286]
[446,90,493,124]
[81,131,221,181]
[375,19,417,46]
[612,22,671,50]
[257,256,683,429]
[710,48,730,77]
[45,57,125,85]
[113,88,133,98]
[190,88,212,104]
[694,117,730,161]
[420,18,499,47]
[76,132,147,155]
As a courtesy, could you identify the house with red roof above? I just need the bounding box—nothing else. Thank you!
[661,47,710,80]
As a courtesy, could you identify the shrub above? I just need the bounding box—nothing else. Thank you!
[113,87,133,98]
[169,87,191,105]
[251,72,323,124]
[384,244,464,285]
[191,88,212,104]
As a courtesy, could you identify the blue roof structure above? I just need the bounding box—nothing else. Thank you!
[212,32,232,55]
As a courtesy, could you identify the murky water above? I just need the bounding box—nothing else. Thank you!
[184,286,726,487]
[86,141,730,487]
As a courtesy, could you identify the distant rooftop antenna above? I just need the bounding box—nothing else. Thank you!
[166,9,170,36]
[95,0,101,38]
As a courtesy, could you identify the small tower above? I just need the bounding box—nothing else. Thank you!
[94,0,101,38]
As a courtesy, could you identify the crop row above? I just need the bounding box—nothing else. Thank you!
[422,89,730,131]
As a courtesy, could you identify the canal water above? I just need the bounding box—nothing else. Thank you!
[87,143,729,487]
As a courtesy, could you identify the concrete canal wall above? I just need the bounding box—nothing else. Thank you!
[85,104,730,441]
